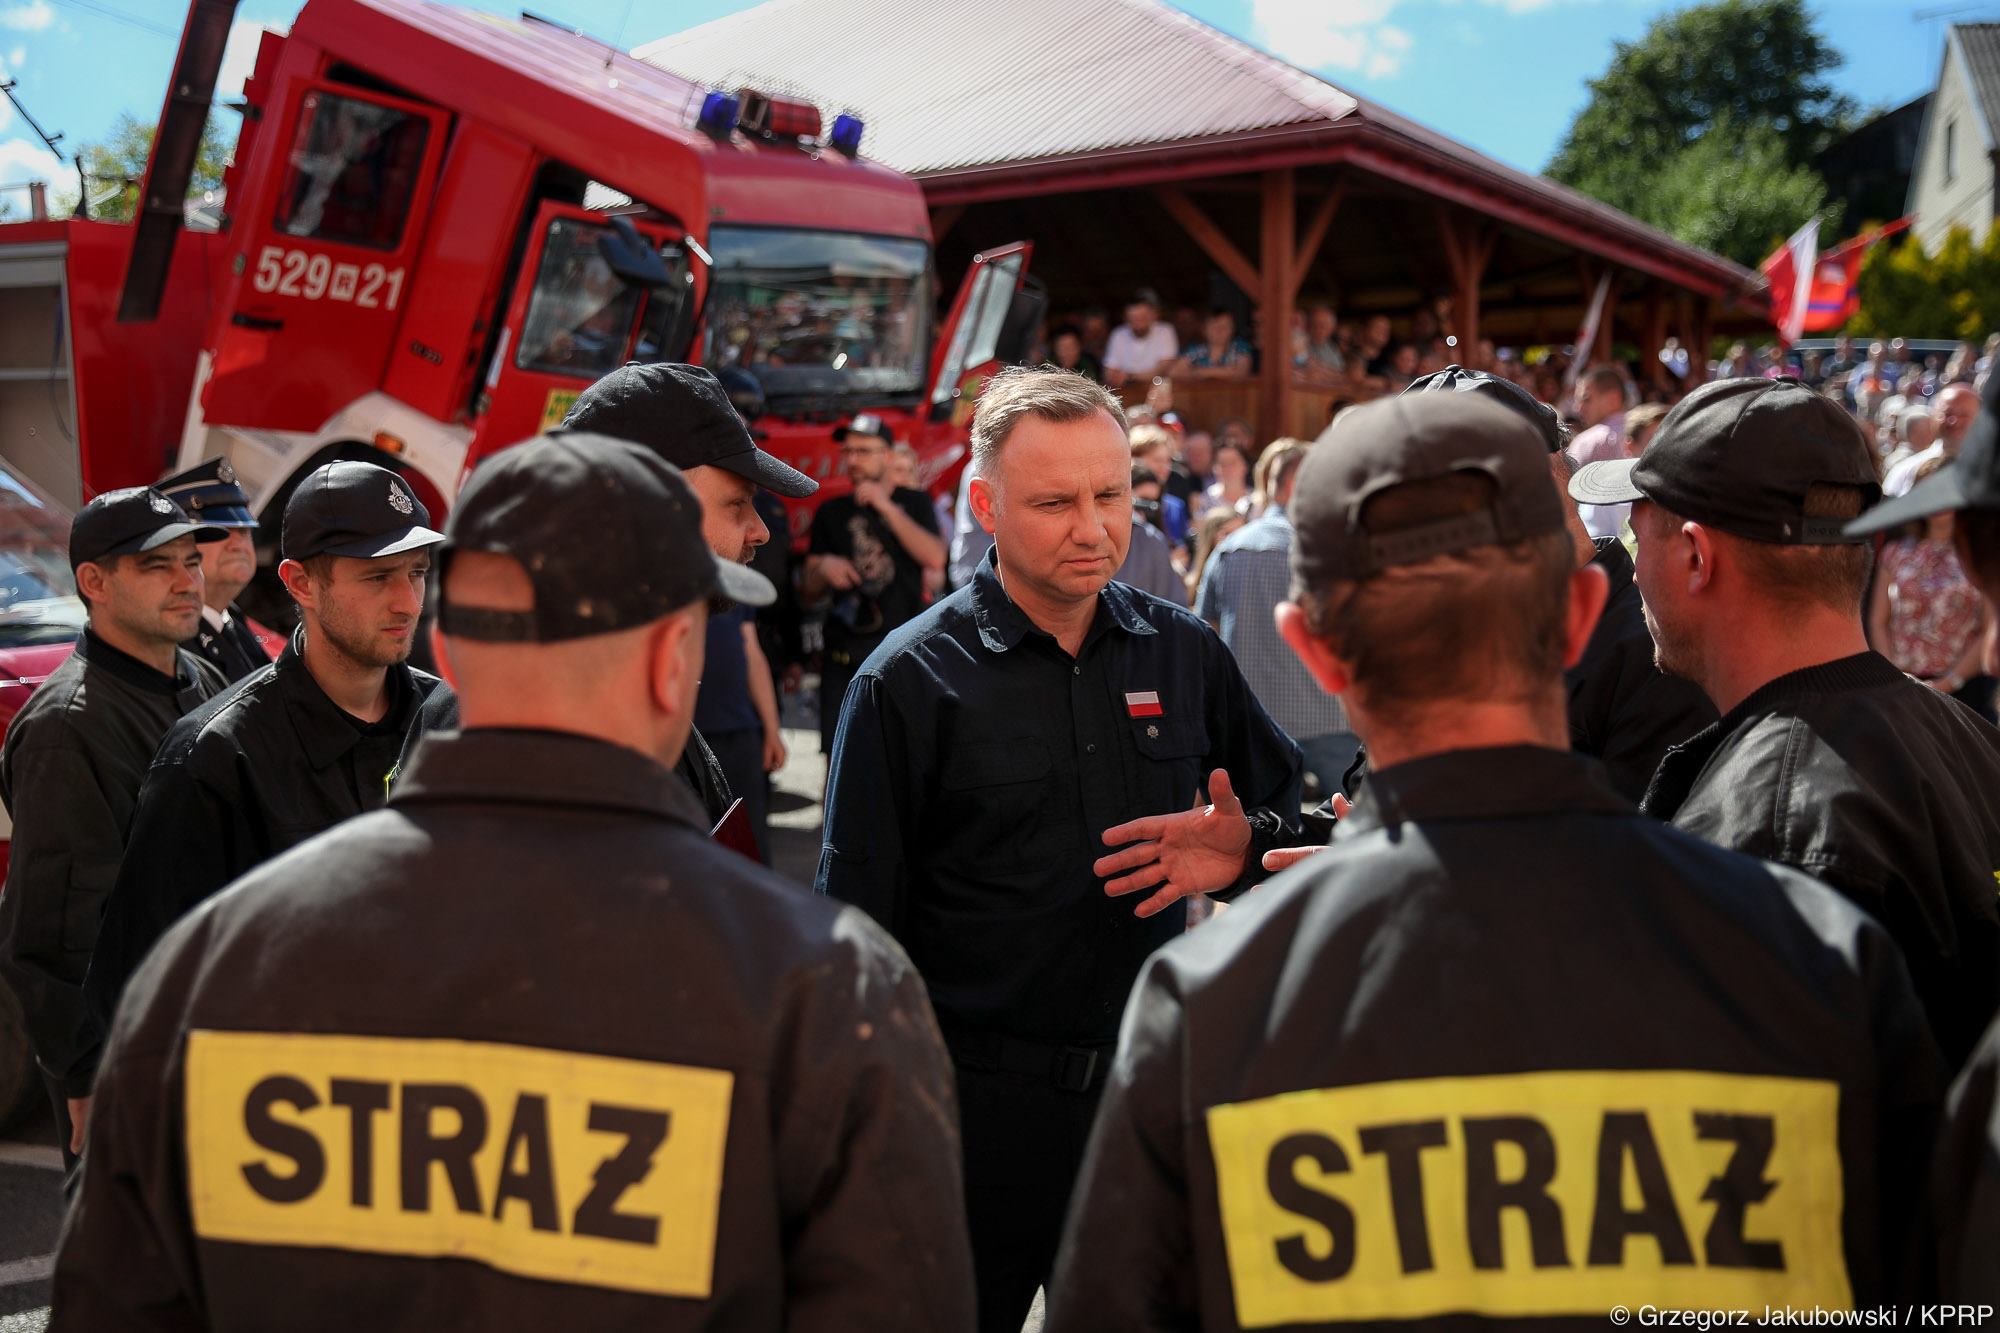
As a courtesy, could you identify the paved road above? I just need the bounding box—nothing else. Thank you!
[0,723,831,1329]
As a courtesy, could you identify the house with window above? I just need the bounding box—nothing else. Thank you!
[1908,23,2000,252]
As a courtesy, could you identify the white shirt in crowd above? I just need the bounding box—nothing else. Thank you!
[1103,323,1179,376]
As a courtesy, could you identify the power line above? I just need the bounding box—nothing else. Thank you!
[0,78,66,161]
[46,0,179,40]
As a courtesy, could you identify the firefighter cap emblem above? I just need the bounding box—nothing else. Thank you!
[387,480,415,516]
[149,491,174,515]
[217,458,237,485]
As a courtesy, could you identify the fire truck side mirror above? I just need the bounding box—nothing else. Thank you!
[597,215,678,291]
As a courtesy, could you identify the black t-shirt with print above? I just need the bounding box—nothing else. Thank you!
[809,487,940,655]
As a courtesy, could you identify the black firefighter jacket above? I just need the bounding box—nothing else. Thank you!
[1047,745,1943,1331]
[83,634,445,1055]
[0,633,223,1096]
[1642,650,2000,1068]
[52,728,973,1331]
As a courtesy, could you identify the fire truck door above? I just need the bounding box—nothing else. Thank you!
[480,201,693,445]
[923,241,1032,427]
[202,81,450,434]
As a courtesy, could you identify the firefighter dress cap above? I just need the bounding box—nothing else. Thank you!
[1847,362,2000,535]
[158,456,258,528]
[559,361,818,499]
[1570,377,1878,545]
[1292,392,1565,586]
[69,487,226,569]
[1401,365,1565,454]
[282,461,444,560]
[437,432,774,644]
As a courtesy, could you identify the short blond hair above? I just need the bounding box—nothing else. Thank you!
[1128,423,1176,459]
[971,366,1127,475]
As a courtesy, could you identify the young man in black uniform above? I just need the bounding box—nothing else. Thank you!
[1047,392,1945,1329]
[1572,377,2000,1067]
[557,361,817,825]
[158,457,272,683]
[804,413,944,753]
[1846,368,2000,1301]
[54,434,974,1331]
[84,461,449,1040]
[818,367,1301,1332]
[0,489,225,1160]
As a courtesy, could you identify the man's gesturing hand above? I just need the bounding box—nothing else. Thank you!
[1095,768,1252,918]
[1261,794,1349,872]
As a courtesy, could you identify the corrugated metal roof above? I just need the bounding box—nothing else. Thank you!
[1952,23,2000,150]
[634,0,1357,176]
[636,0,1758,296]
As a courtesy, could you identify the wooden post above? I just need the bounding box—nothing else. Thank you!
[1694,296,1715,376]
[1156,186,1261,298]
[1258,168,1296,446]
[1435,209,1497,356]
[1641,283,1667,390]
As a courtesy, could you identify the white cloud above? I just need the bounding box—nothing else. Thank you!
[8,45,23,69]
[0,135,64,188]
[1253,0,1413,78]
[0,1,54,33]
[217,19,285,101]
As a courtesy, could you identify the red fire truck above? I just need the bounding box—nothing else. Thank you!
[0,0,1037,1127]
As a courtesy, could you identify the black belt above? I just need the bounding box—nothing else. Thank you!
[944,1028,1114,1094]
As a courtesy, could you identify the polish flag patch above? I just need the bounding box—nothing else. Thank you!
[1125,691,1163,718]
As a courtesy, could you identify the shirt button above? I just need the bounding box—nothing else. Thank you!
[1073,665,1080,676]
[1086,743,1097,754]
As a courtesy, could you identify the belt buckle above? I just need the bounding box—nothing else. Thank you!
[1052,1045,1100,1094]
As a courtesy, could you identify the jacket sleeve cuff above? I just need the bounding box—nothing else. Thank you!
[1211,807,1293,902]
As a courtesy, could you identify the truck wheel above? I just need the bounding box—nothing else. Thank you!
[0,983,41,1132]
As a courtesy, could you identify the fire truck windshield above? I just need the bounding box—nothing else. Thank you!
[701,227,931,407]
[0,464,84,648]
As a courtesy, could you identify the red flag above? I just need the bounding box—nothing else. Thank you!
[1800,217,1913,333]
[1760,218,1820,346]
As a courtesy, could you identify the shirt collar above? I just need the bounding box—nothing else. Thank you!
[1339,744,1628,839]
[391,728,709,829]
[968,546,1159,653]
[78,628,200,697]
[200,604,229,632]
[1715,651,1903,732]
[277,630,421,769]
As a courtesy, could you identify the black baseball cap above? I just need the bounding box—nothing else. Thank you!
[437,432,773,644]
[70,487,226,569]
[158,456,256,527]
[559,362,816,499]
[282,461,444,560]
[1401,365,1564,454]
[1292,392,1565,586]
[832,414,893,446]
[1570,377,1878,545]
[1847,367,2000,535]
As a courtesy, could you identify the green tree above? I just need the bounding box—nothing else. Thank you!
[65,112,232,221]
[1639,119,1837,266]
[1852,226,2000,340]
[1547,0,1854,266]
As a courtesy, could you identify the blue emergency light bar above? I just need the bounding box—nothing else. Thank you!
[697,91,741,137]
[829,114,865,157]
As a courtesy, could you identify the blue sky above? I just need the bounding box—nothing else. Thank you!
[0,0,1959,215]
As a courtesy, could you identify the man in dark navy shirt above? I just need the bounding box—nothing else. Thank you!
[818,366,1301,1331]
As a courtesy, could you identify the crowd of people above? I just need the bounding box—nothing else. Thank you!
[6,325,2000,1331]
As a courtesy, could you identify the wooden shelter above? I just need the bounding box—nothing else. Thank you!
[641,0,1766,439]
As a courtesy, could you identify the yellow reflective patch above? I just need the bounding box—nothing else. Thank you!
[185,1031,733,1298]
[1206,1069,1847,1327]
[540,389,580,431]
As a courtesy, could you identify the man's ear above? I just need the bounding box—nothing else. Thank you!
[74,560,111,606]
[277,558,314,612]
[1275,600,1353,698]
[969,474,999,536]
[429,624,457,688]
[1688,520,1720,592]
[647,608,702,717]
[1561,562,1610,670]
